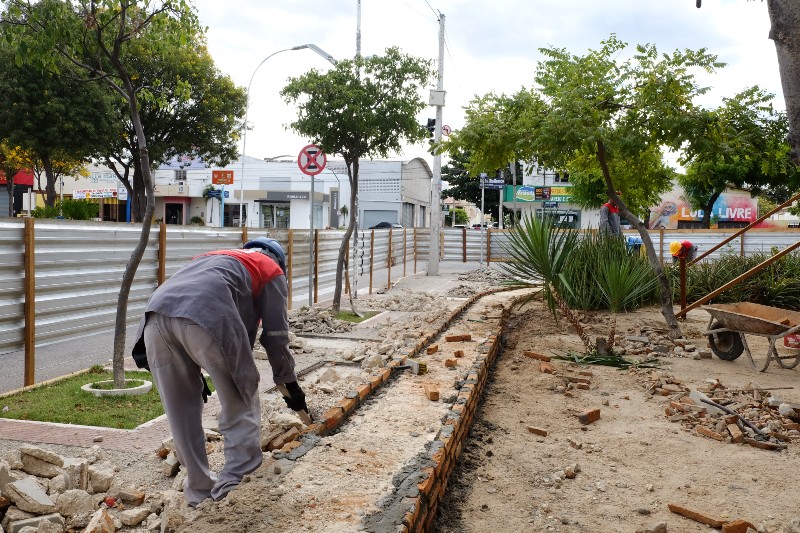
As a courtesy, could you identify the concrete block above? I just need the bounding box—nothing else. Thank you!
[88,464,114,493]
[4,478,56,514]
[120,506,151,526]
[55,489,98,517]
[7,513,64,533]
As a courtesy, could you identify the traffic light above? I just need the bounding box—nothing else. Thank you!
[426,118,436,137]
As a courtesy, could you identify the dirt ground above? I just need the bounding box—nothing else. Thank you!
[433,302,800,533]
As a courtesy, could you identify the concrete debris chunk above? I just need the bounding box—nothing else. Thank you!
[55,489,98,517]
[88,464,115,493]
[7,513,64,533]
[120,506,151,527]
[62,458,89,491]
[162,453,180,478]
[83,507,115,533]
[4,478,57,514]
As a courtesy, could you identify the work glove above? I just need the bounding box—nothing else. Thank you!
[200,372,212,403]
[280,381,308,413]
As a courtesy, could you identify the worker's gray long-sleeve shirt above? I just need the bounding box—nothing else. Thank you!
[132,252,295,402]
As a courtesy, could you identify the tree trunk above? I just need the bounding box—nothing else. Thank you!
[111,79,155,388]
[596,140,682,339]
[701,191,721,228]
[132,155,146,222]
[332,159,359,313]
[5,179,13,217]
[41,155,57,208]
[768,0,800,166]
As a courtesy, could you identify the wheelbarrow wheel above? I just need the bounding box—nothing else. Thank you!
[707,321,744,361]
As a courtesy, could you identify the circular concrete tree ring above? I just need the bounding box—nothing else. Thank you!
[81,379,153,397]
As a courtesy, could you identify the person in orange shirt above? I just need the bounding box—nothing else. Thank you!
[132,237,307,506]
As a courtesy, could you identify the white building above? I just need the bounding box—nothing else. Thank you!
[153,155,433,229]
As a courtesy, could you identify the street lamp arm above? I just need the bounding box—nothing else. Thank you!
[238,43,337,228]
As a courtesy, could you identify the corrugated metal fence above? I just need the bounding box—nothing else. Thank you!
[0,219,434,359]
[2,219,799,365]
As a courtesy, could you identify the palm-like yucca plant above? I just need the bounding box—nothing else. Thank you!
[499,213,579,316]
[596,253,658,312]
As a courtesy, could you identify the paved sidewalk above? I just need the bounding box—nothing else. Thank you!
[0,261,494,451]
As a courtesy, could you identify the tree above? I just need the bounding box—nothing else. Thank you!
[103,33,246,222]
[678,88,796,227]
[446,35,724,338]
[444,207,469,226]
[2,0,201,387]
[695,1,800,167]
[282,47,434,313]
[0,141,29,217]
[0,42,115,207]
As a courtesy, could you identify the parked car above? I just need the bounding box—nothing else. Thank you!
[369,221,403,229]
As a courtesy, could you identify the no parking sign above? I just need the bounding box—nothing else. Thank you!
[297,144,327,176]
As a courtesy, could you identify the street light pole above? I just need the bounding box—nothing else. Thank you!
[238,44,336,228]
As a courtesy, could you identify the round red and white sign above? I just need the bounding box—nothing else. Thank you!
[297,144,327,176]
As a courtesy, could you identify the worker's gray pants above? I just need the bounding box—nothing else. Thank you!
[143,313,263,506]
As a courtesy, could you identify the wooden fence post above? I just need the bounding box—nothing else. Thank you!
[242,226,249,245]
[314,229,320,304]
[369,230,375,294]
[413,229,417,274]
[403,228,407,277]
[158,222,167,286]
[24,217,35,387]
[287,229,293,310]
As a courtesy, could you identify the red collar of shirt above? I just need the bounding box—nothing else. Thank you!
[604,202,619,214]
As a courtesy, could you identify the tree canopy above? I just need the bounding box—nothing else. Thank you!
[678,87,798,227]
[445,35,726,337]
[281,47,434,312]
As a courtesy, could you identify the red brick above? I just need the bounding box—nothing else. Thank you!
[357,384,371,400]
[578,408,600,425]
[576,383,590,390]
[426,344,439,354]
[444,359,458,368]
[668,503,725,528]
[539,362,556,374]
[696,426,725,441]
[423,384,439,401]
[322,407,344,432]
[338,397,357,414]
[462,333,472,341]
[524,351,551,362]
[722,520,757,533]
[453,350,465,358]
[417,467,436,495]
[727,424,744,443]
[445,334,464,342]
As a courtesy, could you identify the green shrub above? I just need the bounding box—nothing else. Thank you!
[677,251,800,310]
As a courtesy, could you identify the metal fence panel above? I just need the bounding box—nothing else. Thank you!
[32,220,159,346]
[0,220,25,353]
[164,227,243,279]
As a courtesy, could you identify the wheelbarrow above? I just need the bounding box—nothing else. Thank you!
[702,302,800,372]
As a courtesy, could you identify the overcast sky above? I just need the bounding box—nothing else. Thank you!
[191,0,783,167]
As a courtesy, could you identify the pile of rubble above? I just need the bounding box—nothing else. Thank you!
[286,306,353,335]
[456,268,511,286]
[0,445,170,532]
[641,372,800,450]
[363,289,453,314]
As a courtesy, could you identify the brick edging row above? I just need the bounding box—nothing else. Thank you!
[267,285,528,532]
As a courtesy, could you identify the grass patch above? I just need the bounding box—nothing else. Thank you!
[0,367,168,429]
[334,310,380,323]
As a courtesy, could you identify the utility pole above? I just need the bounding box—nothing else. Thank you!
[356,0,362,58]
[427,12,445,276]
